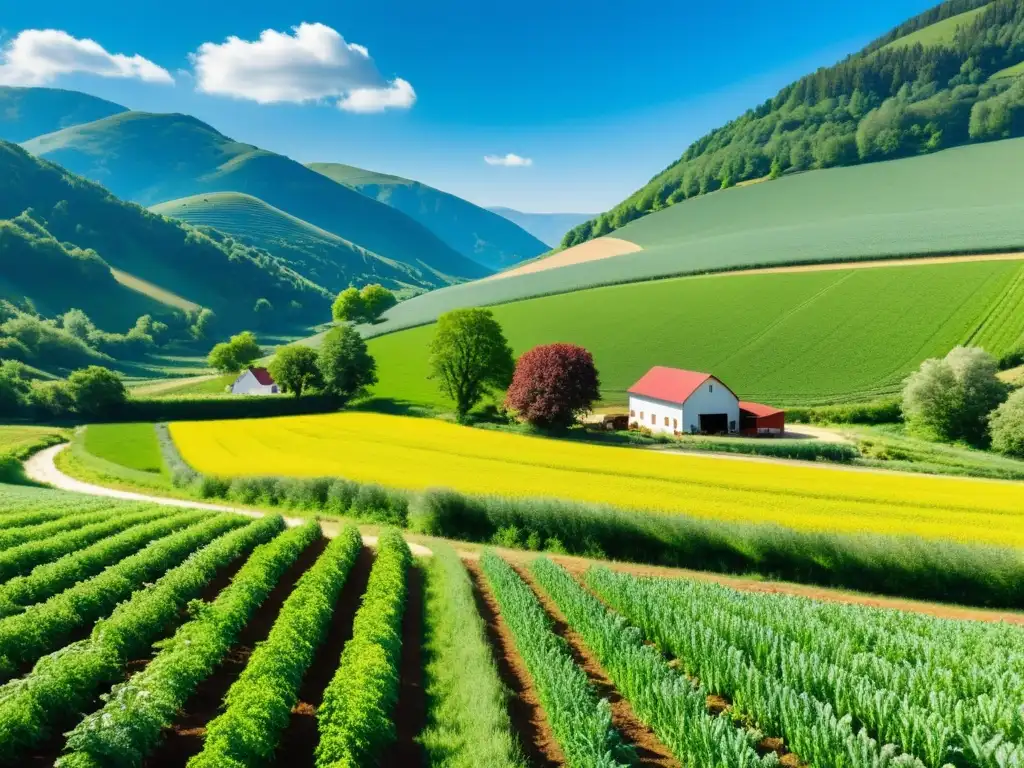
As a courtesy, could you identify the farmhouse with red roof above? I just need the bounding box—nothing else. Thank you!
[627,366,783,436]
[230,366,279,396]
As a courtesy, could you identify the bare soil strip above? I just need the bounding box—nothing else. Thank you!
[275,545,376,766]
[145,537,330,767]
[510,563,681,768]
[379,561,428,766]
[487,237,644,281]
[463,558,564,768]
[22,549,255,765]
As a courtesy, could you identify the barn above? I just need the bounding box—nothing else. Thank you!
[627,366,784,436]
[231,367,279,396]
[739,401,786,436]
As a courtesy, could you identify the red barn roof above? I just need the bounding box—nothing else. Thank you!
[628,366,736,405]
[739,401,783,418]
[249,367,275,386]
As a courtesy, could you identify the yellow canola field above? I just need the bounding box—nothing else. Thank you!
[170,412,1024,549]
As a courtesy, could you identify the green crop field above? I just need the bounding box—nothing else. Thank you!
[358,137,1024,338]
[880,5,988,50]
[366,259,1024,408]
[83,423,164,473]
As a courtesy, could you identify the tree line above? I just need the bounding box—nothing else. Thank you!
[563,0,1024,248]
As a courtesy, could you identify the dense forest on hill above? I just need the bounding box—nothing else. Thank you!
[0,141,330,329]
[563,0,1024,247]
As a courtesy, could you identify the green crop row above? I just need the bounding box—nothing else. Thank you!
[59,521,321,768]
[189,525,363,768]
[586,568,936,768]
[315,528,410,768]
[0,503,132,550]
[419,544,525,768]
[0,513,245,678]
[587,567,1024,768]
[529,557,772,767]
[479,552,630,768]
[0,509,209,618]
[0,514,283,761]
[0,497,114,532]
[0,506,165,582]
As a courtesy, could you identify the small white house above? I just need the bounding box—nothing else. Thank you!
[231,366,279,396]
[628,366,740,436]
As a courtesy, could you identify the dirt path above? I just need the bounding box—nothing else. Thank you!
[464,559,564,767]
[379,562,428,767]
[276,545,376,766]
[25,444,1024,626]
[511,564,680,768]
[23,445,433,556]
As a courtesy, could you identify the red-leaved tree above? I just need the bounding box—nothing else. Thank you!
[505,343,601,429]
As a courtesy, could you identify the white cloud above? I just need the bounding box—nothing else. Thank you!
[485,153,533,167]
[191,22,415,112]
[0,29,172,86]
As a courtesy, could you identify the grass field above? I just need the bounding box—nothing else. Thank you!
[0,426,67,460]
[880,5,988,50]
[170,411,1024,549]
[991,59,1024,80]
[364,259,1024,407]
[361,137,1024,338]
[83,423,164,473]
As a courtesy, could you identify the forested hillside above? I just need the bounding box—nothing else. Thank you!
[307,163,548,270]
[564,0,1024,247]
[0,87,126,143]
[0,141,329,329]
[150,192,438,295]
[20,111,490,283]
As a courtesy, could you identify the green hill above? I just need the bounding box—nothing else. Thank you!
[562,0,1024,248]
[150,192,437,295]
[363,259,1024,409]
[307,162,548,270]
[20,111,490,284]
[0,87,126,143]
[349,136,1024,339]
[0,140,329,329]
[486,207,595,248]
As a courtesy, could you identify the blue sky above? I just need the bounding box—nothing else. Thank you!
[2,0,938,212]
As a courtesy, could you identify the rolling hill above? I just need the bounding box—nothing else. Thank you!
[307,162,548,270]
[349,136,1024,338]
[20,111,490,285]
[562,0,1024,248]
[363,258,1024,409]
[0,86,126,143]
[0,140,329,329]
[486,207,595,248]
[150,192,438,295]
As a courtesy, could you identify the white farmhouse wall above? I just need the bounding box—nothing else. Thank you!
[231,371,278,396]
[628,395,684,435]
[681,379,740,433]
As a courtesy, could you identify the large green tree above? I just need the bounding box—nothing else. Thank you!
[207,331,262,374]
[990,388,1024,458]
[269,344,322,397]
[429,308,514,420]
[317,324,377,402]
[67,365,126,418]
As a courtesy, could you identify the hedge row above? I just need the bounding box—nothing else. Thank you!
[785,398,902,425]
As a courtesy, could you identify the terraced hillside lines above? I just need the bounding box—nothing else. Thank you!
[150,192,435,293]
[366,259,1024,408]
[22,111,490,284]
[363,137,1024,336]
[169,410,1024,549]
[586,566,1024,768]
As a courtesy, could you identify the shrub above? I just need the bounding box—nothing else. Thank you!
[67,365,126,418]
[902,347,1007,445]
[786,398,902,424]
[990,388,1024,458]
[505,343,601,429]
